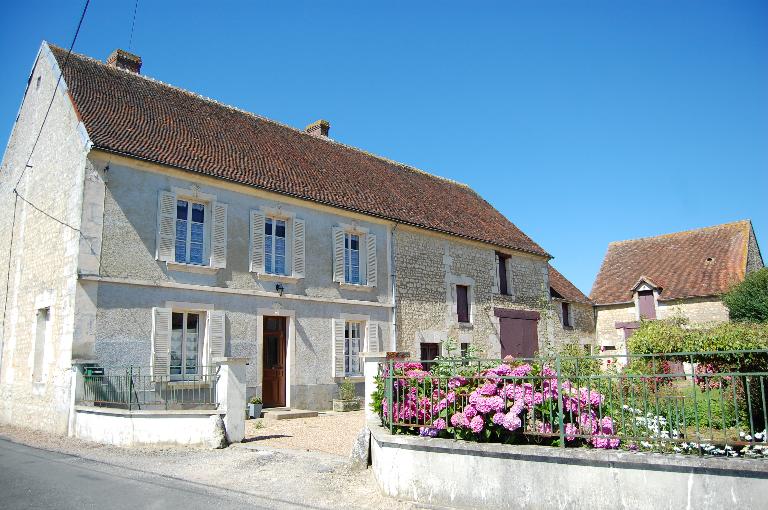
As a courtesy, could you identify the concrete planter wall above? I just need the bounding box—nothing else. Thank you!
[332,399,361,412]
[369,422,768,510]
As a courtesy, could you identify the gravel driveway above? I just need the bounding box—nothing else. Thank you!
[0,423,424,509]
[244,410,366,457]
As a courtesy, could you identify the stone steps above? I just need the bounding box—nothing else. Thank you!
[261,408,319,420]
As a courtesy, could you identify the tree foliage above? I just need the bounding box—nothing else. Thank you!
[723,267,768,323]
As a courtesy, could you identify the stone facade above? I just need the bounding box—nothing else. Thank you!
[595,297,730,354]
[746,226,764,274]
[394,227,555,358]
[549,300,595,348]
[0,45,91,434]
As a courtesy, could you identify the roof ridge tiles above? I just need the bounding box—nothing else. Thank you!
[608,220,751,246]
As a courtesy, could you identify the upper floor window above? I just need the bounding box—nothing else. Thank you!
[561,301,571,328]
[175,200,205,265]
[496,253,510,295]
[638,290,656,320]
[344,233,361,284]
[456,285,470,323]
[157,190,228,269]
[265,217,287,275]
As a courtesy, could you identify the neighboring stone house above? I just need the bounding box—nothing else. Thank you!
[547,265,595,349]
[0,43,565,434]
[590,220,764,355]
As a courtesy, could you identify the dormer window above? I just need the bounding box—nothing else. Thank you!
[637,290,656,319]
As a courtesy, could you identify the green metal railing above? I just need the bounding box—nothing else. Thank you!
[378,350,768,457]
[78,366,219,411]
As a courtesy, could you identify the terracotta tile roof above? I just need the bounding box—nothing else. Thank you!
[49,44,549,257]
[590,220,753,305]
[548,265,592,304]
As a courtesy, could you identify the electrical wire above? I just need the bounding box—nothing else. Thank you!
[128,0,139,51]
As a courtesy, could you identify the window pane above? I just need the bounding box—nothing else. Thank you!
[190,222,204,244]
[171,313,184,375]
[175,239,186,263]
[265,218,272,236]
[275,255,285,275]
[191,203,204,223]
[350,235,358,251]
[185,313,199,375]
[275,219,286,238]
[190,243,204,264]
[176,200,188,220]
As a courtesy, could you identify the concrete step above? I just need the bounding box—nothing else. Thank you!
[261,408,318,420]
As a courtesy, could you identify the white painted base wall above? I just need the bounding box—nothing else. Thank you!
[73,407,223,447]
[370,423,768,510]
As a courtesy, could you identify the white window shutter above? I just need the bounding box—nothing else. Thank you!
[210,202,228,268]
[366,233,377,287]
[332,319,345,377]
[156,191,176,262]
[292,218,306,278]
[492,253,500,294]
[250,210,266,273]
[367,321,380,353]
[332,227,345,283]
[207,310,226,364]
[151,307,172,379]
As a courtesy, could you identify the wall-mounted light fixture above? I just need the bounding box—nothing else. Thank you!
[275,283,285,297]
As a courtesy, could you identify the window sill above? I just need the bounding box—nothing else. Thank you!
[337,375,365,382]
[457,322,474,330]
[166,262,218,275]
[339,283,374,292]
[256,273,302,283]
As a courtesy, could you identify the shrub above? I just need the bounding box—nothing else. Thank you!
[723,268,768,323]
[338,378,357,401]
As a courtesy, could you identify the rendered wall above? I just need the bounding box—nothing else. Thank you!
[370,424,768,510]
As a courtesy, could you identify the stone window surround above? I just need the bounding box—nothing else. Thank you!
[337,222,373,290]
[167,185,218,274]
[446,275,476,328]
[256,306,296,408]
[163,301,215,384]
[31,291,55,386]
[259,205,298,282]
[494,252,514,297]
[632,282,659,321]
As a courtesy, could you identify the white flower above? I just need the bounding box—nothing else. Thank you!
[746,435,753,441]
[673,447,682,453]
[740,431,746,438]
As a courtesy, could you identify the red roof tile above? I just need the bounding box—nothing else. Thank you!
[590,221,753,305]
[49,44,549,257]
[549,265,591,304]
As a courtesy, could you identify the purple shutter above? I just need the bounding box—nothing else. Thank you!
[638,291,656,319]
[456,285,469,323]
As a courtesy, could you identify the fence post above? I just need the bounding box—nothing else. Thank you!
[555,355,565,448]
[213,357,248,443]
[127,366,133,411]
[387,359,394,434]
[362,353,386,421]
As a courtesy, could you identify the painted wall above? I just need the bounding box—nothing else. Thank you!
[0,44,89,434]
[369,423,768,510]
[394,227,552,359]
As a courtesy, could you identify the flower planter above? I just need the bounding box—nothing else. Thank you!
[333,399,360,412]
[248,403,263,419]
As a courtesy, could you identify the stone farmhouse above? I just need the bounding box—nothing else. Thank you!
[590,220,764,355]
[0,43,590,435]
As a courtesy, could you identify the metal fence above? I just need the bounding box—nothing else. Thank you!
[77,366,219,411]
[378,350,768,457]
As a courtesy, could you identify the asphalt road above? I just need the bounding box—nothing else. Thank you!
[0,438,292,510]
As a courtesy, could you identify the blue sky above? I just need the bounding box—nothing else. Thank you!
[1,1,766,293]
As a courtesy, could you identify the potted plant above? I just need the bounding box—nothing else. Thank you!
[333,378,360,412]
[248,396,263,419]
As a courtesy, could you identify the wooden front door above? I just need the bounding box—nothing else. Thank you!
[262,316,287,407]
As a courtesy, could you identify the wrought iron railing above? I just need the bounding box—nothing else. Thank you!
[77,366,219,411]
[377,350,768,458]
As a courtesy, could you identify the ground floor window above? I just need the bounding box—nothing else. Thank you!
[344,321,362,376]
[420,342,439,369]
[171,311,201,378]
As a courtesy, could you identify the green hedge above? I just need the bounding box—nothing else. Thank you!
[627,319,768,362]
[723,268,768,323]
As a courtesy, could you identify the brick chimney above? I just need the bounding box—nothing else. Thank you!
[106,49,142,73]
[305,119,330,138]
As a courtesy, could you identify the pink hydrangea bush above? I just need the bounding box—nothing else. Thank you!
[377,358,620,449]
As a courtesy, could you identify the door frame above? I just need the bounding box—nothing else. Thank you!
[257,307,295,408]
